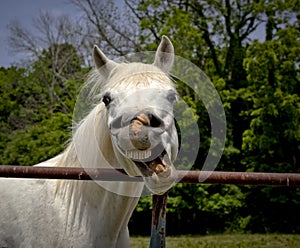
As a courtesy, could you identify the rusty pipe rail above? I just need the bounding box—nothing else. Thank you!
[0,166,300,187]
[0,166,142,182]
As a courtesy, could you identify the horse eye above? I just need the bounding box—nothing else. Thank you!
[167,91,177,103]
[102,93,112,106]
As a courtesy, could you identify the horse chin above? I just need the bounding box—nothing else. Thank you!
[142,165,177,195]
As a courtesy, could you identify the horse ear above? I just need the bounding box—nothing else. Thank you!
[153,35,174,73]
[93,45,117,79]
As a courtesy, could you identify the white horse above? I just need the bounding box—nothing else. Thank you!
[0,36,179,247]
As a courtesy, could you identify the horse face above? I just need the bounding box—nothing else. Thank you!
[105,84,179,194]
[94,36,178,194]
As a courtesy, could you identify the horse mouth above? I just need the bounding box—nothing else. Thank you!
[125,148,171,177]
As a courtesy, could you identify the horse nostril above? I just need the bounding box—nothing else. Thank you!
[149,114,162,128]
[111,116,122,130]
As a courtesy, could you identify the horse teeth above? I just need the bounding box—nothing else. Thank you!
[126,150,151,160]
[155,164,165,174]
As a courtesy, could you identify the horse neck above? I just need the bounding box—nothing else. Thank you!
[54,104,143,232]
[70,103,119,169]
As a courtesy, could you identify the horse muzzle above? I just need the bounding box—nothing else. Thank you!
[125,113,170,176]
[111,113,173,171]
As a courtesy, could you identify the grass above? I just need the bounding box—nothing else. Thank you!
[131,234,300,248]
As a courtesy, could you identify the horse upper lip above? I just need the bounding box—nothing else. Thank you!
[126,143,165,163]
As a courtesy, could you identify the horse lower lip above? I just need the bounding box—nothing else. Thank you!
[133,150,170,177]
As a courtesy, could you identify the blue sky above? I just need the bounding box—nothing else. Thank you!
[0,0,81,67]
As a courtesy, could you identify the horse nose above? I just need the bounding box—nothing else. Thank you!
[129,112,163,150]
[111,111,163,129]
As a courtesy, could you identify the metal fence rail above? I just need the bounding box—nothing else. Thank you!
[1,165,300,187]
[1,165,300,248]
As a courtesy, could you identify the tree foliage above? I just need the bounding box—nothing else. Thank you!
[126,0,300,234]
[0,44,84,165]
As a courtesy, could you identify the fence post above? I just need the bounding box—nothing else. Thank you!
[150,191,168,248]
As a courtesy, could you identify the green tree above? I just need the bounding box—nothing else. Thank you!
[0,44,85,165]
[242,7,300,173]
[129,0,300,234]
[31,43,84,114]
[125,0,270,170]
[239,4,300,232]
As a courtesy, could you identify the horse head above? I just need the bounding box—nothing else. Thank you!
[94,36,178,194]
